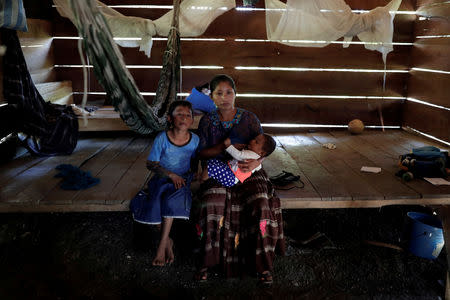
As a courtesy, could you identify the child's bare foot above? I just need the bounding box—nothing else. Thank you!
[152,239,167,266]
[165,238,174,264]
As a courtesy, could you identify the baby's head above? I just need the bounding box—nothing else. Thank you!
[248,134,276,158]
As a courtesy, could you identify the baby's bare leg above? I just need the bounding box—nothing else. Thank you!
[152,217,173,266]
[200,167,210,182]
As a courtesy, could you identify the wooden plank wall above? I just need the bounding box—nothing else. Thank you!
[16,19,56,85]
[0,18,55,100]
[51,0,415,126]
[403,0,450,142]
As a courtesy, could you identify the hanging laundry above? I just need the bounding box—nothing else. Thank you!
[265,0,402,64]
[53,0,236,58]
[1,28,78,156]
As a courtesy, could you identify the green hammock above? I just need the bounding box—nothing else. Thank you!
[70,0,181,135]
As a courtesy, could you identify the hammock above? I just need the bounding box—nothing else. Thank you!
[55,0,236,58]
[67,0,171,134]
[54,0,236,135]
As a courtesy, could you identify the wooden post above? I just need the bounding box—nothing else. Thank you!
[439,206,450,299]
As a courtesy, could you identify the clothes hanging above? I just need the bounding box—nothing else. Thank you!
[265,0,403,64]
[2,28,78,156]
[53,0,236,58]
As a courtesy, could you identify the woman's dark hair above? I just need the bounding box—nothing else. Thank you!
[209,74,236,94]
[261,134,276,157]
[167,100,193,118]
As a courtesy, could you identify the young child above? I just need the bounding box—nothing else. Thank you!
[204,133,276,187]
[130,100,199,266]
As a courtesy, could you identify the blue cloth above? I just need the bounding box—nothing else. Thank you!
[0,0,28,32]
[400,146,448,178]
[412,146,446,160]
[54,164,100,190]
[185,88,216,113]
[148,131,199,176]
[130,174,193,224]
[208,158,236,187]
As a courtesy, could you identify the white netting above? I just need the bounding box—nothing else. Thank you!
[265,0,402,64]
[53,0,236,57]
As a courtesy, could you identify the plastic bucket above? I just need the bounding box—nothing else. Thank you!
[407,212,444,260]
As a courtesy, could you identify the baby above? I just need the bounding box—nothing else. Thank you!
[204,133,276,187]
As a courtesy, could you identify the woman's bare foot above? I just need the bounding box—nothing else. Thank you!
[165,238,174,264]
[152,239,167,266]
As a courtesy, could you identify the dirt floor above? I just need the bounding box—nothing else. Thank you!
[0,205,446,300]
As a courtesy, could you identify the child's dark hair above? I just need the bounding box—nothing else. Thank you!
[168,100,193,118]
[261,134,276,157]
[209,74,236,94]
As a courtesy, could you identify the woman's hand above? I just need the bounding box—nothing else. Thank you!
[233,143,246,150]
[224,138,231,148]
[169,173,186,189]
[238,158,261,173]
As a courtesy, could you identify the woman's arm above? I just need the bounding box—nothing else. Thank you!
[198,141,227,159]
[237,157,263,173]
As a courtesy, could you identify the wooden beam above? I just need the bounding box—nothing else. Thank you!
[402,101,450,143]
[53,38,412,70]
[57,67,407,97]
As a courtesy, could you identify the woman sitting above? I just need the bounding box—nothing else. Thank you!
[195,74,285,284]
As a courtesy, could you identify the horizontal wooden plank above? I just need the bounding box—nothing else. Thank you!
[276,135,351,201]
[17,18,52,39]
[56,67,407,96]
[341,130,450,198]
[98,0,413,8]
[397,129,450,151]
[76,98,401,129]
[402,101,450,143]
[41,136,134,204]
[239,98,402,126]
[21,39,54,72]
[53,38,411,70]
[16,19,56,84]
[304,132,385,200]
[0,155,48,187]
[410,38,450,71]
[416,0,448,8]
[73,138,150,204]
[52,8,415,42]
[414,18,450,37]
[0,139,107,204]
[407,71,450,108]
[2,197,450,212]
[262,144,322,201]
[416,1,450,17]
[311,131,421,199]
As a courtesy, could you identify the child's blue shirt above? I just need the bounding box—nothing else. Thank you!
[148,131,199,176]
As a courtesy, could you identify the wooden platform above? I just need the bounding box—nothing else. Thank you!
[1,130,449,213]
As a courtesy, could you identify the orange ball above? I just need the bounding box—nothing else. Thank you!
[348,119,364,134]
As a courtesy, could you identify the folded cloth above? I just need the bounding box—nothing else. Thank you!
[54,164,100,190]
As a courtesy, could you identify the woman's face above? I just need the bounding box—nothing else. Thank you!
[211,81,235,111]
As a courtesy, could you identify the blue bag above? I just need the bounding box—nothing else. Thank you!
[0,0,28,32]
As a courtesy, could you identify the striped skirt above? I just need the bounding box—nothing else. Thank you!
[197,169,285,277]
